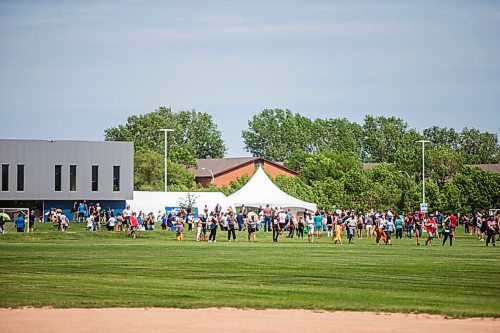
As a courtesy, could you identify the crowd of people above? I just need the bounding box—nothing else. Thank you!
[3,201,499,247]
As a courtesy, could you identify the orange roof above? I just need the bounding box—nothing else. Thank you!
[190,157,299,178]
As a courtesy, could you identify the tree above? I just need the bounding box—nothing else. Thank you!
[426,148,466,185]
[105,107,225,190]
[242,109,314,161]
[311,118,363,157]
[134,148,195,191]
[105,107,226,165]
[459,128,499,164]
[362,115,416,163]
[423,126,460,151]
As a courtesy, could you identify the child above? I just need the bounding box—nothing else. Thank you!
[196,217,202,241]
[333,218,343,244]
[175,218,184,241]
[86,215,94,232]
[130,212,139,238]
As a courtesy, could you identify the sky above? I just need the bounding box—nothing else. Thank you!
[1,0,499,157]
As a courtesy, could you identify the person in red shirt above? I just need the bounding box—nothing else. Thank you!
[425,214,436,246]
[129,212,139,238]
[449,212,458,240]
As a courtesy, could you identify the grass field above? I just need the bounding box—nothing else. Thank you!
[0,222,498,318]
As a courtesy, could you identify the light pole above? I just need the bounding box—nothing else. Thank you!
[416,140,431,206]
[159,129,174,192]
[201,167,214,181]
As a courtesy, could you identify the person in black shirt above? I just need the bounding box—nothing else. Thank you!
[29,210,36,232]
[297,216,305,239]
[208,214,218,242]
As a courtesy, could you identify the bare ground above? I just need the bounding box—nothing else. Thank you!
[0,308,498,333]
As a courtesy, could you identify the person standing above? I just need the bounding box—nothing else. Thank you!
[247,214,257,242]
[326,211,334,238]
[288,214,296,238]
[347,213,357,244]
[236,211,245,231]
[365,214,374,239]
[107,215,116,231]
[15,213,25,233]
[227,213,237,242]
[278,209,287,237]
[29,210,36,233]
[196,217,203,241]
[314,211,323,239]
[306,213,315,243]
[72,201,78,222]
[405,213,414,239]
[356,212,364,239]
[463,214,471,235]
[77,202,86,222]
[395,214,403,239]
[123,205,132,230]
[449,212,458,240]
[297,216,305,239]
[208,213,218,243]
[130,212,139,238]
[375,214,387,245]
[263,204,272,232]
[272,212,280,242]
[332,215,343,245]
[200,214,208,241]
[442,217,453,246]
[486,215,496,247]
[425,215,436,246]
[385,216,394,245]
[414,214,423,245]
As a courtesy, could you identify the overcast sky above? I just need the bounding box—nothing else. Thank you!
[1,1,499,156]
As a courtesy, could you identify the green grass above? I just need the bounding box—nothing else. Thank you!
[0,223,498,318]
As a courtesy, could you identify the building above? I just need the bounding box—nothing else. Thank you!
[191,157,298,187]
[0,139,134,218]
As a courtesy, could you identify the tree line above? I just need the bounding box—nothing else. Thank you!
[105,107,500,213]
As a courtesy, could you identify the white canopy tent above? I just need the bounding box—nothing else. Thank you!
[228,166,317,213]
[127,191,234,217]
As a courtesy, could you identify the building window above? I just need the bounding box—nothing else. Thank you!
[2,164,9,191]
[91,165,98,192]
[55,165,62,191]
[17,165,24,191]
[113,166,120,191]
[70,165,77,191]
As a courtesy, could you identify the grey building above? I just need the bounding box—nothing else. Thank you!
[0,139,134,218]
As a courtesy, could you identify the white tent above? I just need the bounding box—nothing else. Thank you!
[127,191,234,216]
[228,166,317,212]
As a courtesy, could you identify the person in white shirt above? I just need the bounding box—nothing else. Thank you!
[278,210,287,236]
[60,214,69,232]
[306,213,315,243]
[86,215,94,232]
[107,216,116,231]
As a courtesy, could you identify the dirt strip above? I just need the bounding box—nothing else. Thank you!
[0,308,498,333]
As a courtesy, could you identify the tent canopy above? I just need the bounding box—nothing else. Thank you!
[127,191,234,216]
[228,166,317,212]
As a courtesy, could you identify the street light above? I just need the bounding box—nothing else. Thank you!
[159,129,174,192]
[416,140,431,207]
[201,167,215,185]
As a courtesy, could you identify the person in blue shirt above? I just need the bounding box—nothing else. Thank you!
[15,213,25,233]
[78,202,86,222]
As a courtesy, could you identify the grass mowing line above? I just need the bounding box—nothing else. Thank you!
[0,222,498,317]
